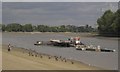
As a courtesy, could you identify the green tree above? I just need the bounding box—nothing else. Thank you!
[6,23,22,32]
[77,26,85,32]
[97,10,114,35]
[111,9,120,35]
[97,9,120,36]
[2,23,95,33]
[2,24,6,32]
[59,25,66,32]
[32,25,37,32]
[37,25,49,32]
[23,24,33,32]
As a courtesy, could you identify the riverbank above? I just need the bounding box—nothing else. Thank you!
[2,45,101,70]
[2,32,98,37]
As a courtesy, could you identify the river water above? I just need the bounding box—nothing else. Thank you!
[2,32,118,70]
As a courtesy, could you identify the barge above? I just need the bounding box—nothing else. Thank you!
[34,37,84,47]
[75,45,116,52]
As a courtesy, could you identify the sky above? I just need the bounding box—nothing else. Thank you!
[2,0,120,2]
[2,2,118,26]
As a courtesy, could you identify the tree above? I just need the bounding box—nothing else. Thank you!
[2,23,95,33]
[32,25,37,32]
[77,26,85,32]
[23,24,33,32]
[111,9,120,35]
[6,23,22,32]
[97,9,120,37]
[59,25,66,32]
[2,24,6,32]
[98,10,114,34]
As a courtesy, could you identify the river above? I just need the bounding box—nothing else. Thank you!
[2,32,118,70]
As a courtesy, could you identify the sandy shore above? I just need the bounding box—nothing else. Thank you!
[2,45,101,70]
[0,45,2,71]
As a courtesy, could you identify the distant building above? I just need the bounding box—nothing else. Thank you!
[118,1,120,9]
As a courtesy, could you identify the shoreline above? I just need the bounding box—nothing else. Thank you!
[2,44,102,70]
[2,32,99,37]
[2,32,120,40]
[0,45,2,71]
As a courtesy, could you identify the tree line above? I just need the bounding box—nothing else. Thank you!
[97,9,120,37]
[1,23,95,32]
[1,9,119,37]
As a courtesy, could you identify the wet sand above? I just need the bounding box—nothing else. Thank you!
[2,45,102,70]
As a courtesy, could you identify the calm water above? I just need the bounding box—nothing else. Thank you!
[2,32,118,70]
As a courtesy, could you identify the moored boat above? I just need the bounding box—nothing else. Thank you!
[34,41,42,45]
[75,45,116,52]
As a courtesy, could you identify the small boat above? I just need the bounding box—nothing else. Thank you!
[34,41,42,45]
